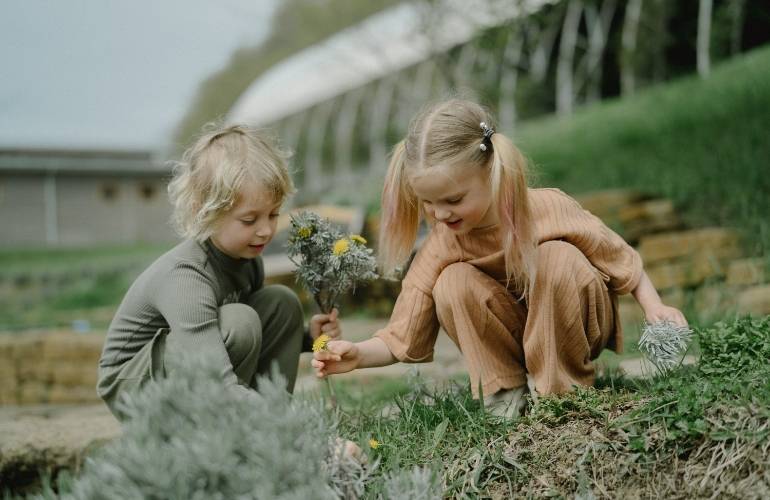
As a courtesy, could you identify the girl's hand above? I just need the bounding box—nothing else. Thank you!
[644,303,688,327]
[310,308,340,340]
[311,340,359,377]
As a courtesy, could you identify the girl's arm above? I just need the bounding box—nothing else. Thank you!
[631,271,688,326]
[311,337,397,377]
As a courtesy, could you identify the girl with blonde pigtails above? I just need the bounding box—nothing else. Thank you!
[312,98,687,418]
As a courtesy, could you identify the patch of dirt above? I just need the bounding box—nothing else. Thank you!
[0,404,120,494]
[489,399,770,499]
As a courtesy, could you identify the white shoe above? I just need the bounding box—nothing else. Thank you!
[483,386,527,419]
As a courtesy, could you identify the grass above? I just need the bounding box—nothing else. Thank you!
[516,44,770,257]
[0,243,171,331]
[6,317,768,498]
[326,316,770,498]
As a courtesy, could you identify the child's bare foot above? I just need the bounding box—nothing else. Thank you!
[483,385,527,419]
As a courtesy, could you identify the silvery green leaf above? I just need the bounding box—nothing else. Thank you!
[638,320,693,374]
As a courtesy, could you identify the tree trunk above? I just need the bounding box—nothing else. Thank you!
[333,88,364,182]
[305,101,334,194]
[499,31,524,132]
[697,0,713,77]
[728,0,747,55]
[527,21,559,84]
[584,0,617,103]
[452,41,481,89]
[621,0,643,96]
[556,0,583,116]
[368,75,397,173]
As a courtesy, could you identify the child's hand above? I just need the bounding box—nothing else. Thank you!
[644,303,688,327]
[311,340,359,377]
[310,308,341,340]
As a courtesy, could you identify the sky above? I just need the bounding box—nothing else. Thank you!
[0,0,278,152]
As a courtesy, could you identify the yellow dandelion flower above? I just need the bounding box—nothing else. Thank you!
[350,234,367,245]
[368,438,381,449]
[312,333,331,353]
[297,226,313,238]
[332,238,350,256]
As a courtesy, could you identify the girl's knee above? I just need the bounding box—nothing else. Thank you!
[535,241,593,287]
[433,262,477,305]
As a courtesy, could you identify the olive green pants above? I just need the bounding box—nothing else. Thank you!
[98,285,304,418]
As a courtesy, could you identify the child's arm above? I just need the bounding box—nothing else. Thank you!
[632,271,688,326]
[311,337,397,377]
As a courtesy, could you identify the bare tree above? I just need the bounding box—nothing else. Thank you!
[498,31,524,132]
[556,0,584,115]
[621,0,643,96]
[582,0,617,103]
[526,18,560,84]
[728,0,747,55]
[697,0,713,77]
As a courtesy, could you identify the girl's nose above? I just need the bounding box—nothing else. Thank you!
[434,208,451,221]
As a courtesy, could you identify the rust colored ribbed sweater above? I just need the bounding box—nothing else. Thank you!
[374,188,643,394]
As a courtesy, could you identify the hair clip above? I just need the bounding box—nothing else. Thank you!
[479,122,494,151]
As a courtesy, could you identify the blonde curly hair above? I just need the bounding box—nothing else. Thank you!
[168,123,295,241]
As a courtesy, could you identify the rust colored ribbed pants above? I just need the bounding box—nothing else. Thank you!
[433,240,615,398]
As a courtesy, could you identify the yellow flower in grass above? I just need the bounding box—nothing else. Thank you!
[368,438,381,449]
[350,234,367,245]
[332,238,350,256]
[297,226,313,239]
[312,333,331,353]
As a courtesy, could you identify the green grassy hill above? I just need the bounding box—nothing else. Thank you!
[517,44,770,256]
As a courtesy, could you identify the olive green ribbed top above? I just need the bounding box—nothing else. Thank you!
[98,238,264,387]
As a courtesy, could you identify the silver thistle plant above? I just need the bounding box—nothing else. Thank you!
[286,211,379,314]
[41,355,371,500]
[382,466,442,500]
[638,320,693,374]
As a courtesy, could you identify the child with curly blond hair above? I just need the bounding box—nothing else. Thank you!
[98,124,339,418]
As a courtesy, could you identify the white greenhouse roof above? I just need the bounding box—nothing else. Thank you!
[229,0,554,126]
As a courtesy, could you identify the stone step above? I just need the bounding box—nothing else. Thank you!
[638,227,742,265]
[737,284,770,316]
[727,258,767,287]
[573,189,649,220]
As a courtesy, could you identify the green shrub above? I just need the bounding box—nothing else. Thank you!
[36,359,358,500]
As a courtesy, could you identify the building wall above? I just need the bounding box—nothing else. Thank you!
[0,173,176,247]
[0,176,47,245]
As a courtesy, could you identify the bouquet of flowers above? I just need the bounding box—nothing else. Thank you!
[638,320,693,374]
[286,211,379,404]
[286,211,379,314]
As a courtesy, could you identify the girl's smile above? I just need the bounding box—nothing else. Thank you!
[445,219,463,230]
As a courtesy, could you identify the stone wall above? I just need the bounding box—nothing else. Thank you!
[573,190,770,325]
[0,332,103,406]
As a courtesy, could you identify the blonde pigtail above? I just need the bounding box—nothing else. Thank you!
[379,140,420,275]
[489,133,537,298]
